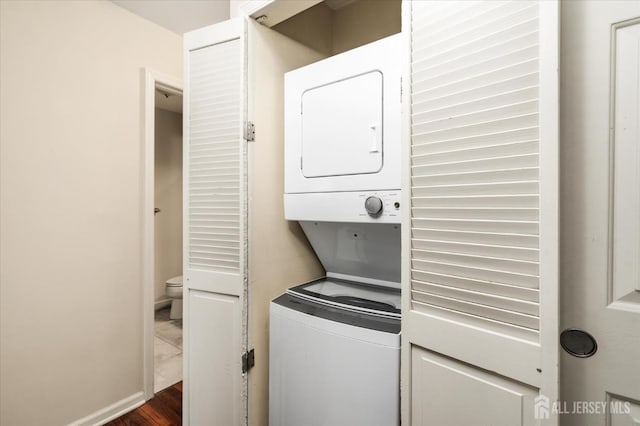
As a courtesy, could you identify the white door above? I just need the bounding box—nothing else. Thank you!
[403,1,559,424]
[183,18,248,426]
[284,34,402,194]
[301,71,384,178]
[560,1,640,424]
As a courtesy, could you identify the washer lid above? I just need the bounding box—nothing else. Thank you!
[272,293,401,335]
[288,278,400,315]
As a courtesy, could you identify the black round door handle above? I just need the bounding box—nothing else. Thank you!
[560,329,598,358]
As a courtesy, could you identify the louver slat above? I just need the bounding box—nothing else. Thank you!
[411,0,541,335]
[188,39,242,273]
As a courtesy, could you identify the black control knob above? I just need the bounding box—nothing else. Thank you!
[365,196,383,217]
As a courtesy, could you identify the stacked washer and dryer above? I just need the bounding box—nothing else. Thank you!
[269,34,402,426]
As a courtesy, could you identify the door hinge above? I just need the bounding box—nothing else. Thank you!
[244,121,255,142]
[242,349,255,373]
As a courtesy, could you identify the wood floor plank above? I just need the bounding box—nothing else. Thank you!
[148,387,181,425]
[105,382,182,426]
[139,404,171,426]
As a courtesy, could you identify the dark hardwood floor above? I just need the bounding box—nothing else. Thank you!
[106,382,182,426]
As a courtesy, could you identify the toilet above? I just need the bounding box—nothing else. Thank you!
[165,275,183,320]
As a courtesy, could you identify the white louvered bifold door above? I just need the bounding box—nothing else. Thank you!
[183,18,247,426]
[401,2,558,425]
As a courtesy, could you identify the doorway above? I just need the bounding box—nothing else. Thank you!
[142,69,183,399]
[153,87,183,392]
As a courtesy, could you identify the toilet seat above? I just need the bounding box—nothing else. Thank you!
[166,276,183,300]
[166,276,182,287]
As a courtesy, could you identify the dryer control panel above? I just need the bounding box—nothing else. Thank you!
[360,193,400,220]
[285,190,401,224]
[365,196,384,217]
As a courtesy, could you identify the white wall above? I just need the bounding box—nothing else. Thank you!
[154,108,183,302]
[0,1,182,424]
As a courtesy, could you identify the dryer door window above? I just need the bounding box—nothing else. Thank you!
[301,71,383,178]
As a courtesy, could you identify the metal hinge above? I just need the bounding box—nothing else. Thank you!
[244,121,255,142]
[241,349,255,373]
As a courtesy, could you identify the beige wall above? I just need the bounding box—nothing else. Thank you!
[0,2,182,425]
[248,22,326,426]
[272,0,401,56]
[154,108,183,302]
[332,0,401,54]
[271,2,333,56]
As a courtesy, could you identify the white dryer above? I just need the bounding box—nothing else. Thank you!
[284,34,402,224]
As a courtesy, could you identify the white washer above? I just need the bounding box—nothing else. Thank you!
[269,278,400,426]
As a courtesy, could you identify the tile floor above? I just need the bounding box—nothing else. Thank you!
[154,307,182,393]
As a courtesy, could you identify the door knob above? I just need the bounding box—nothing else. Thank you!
[560,329,597,358]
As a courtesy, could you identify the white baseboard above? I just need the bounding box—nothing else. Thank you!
[155,298,172,311]
[69,391,146,426]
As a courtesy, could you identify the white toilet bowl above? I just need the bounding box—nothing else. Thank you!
[166,275,183,320]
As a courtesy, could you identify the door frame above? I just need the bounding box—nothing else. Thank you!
[142,68,183,400]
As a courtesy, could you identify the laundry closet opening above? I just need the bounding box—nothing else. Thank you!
[250,0,404,424]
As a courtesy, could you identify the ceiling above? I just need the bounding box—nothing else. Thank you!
[111,0,358,35]
[111,0,230,35]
